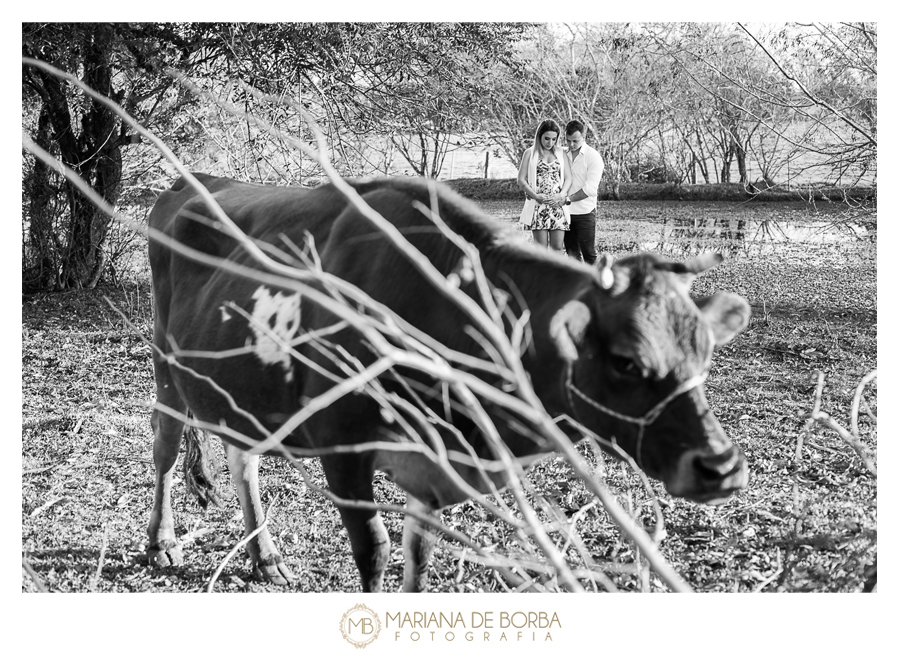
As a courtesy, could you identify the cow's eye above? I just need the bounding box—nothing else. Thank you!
[609,354,642,378]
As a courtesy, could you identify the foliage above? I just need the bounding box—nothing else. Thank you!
[648,22,876,187]
[21,23,529,293]
[444,178,525,201]
[483,22,876,195]
[22,23,229,292]
[192,23,529,179]
[22,22,876,294]
[446,178,875,205]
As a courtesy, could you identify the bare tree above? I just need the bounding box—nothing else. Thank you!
[650,22,876,189]
[486,24,680,198]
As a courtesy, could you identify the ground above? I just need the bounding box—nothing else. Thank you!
[21,198,876,593]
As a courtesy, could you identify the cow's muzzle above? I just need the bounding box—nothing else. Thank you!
[666,445,748,505]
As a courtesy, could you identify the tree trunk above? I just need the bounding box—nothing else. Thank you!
[23,26,123,291]
[735,136,748,185]
[23,107,59,293]
[693,133,710,183]
[609,178,621,201]
[720,143,734,184]
[59,153,121,289]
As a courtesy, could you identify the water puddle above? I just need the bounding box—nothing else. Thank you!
[592,202,875,258]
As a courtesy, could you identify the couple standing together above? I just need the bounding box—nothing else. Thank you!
[517,119,604,264]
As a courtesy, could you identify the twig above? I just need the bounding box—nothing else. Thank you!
[179,527,214,547]
[569,417,667,544]
[737,23,877,147]
[22,557,48,593]
[88,526,109,592]
[798,372,825,462]
[23,465,57,475]
[206,512,272,593]
[793,372,825,535]
[29,496,69,518]
[850,369,877,437]
[752,563,783,593]
[24,58,694,594]
[802,370,876,477]
[861,398,877,425]
[493,569,513,592]
[810,413,877,476]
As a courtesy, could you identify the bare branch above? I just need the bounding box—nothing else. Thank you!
[24,58,693,592]
[850,369,877,437]
[207,510,272,593]
[737,23,875,147]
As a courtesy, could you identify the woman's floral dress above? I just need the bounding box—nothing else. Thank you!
[531,158,568,230]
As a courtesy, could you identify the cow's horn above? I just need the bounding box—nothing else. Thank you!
[596,253,615,290]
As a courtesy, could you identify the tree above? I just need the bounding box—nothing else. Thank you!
[22,23,227,292]
[651,22,876,188]
[208,23,528,179]
[22,23,529,292]
[746,22,876,186]
[486,24,689,197]
[587,24,680,197]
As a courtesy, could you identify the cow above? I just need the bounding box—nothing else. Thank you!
[146,173,750,592]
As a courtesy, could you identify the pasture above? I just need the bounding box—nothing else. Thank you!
[21,195,876,593]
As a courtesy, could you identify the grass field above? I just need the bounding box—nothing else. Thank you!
[21,197,876,593]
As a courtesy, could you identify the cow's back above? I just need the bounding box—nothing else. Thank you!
[148,174,342,281]
[148,175,359,441]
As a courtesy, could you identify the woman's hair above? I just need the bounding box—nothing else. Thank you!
[532,119,561,154]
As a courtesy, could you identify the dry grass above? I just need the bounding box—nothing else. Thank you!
[21,199,876,593]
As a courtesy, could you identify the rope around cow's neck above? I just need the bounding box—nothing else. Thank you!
[564,366,709,470]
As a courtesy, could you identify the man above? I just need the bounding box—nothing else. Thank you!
[561,120,604,265]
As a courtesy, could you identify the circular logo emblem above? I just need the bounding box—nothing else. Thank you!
[340,604,381,648]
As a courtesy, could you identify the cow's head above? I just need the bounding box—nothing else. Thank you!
[550,252,750,504]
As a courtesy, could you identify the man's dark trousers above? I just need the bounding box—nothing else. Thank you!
[564,210,598,265]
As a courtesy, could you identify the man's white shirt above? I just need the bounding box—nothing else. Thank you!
[566,143,604,214]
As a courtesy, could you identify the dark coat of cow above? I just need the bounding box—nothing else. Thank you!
[146,173,750,591]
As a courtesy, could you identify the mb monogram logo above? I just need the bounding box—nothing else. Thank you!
[340,604,382,648]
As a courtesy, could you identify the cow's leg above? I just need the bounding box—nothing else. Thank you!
[402,495,439,592]
[223,442,296,585]
[147,404,186,568]
[321,455,389,592]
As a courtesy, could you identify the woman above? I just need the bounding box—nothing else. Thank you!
[517,119,572,250]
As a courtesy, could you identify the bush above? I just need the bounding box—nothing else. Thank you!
[446,178,876,204]
[627,158,682,185]
[444,178,524,201]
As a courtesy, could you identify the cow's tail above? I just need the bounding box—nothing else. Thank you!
[182,415,226,509]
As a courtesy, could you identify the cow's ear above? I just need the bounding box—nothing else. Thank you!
[657,253,723,290]
[696,292,751,346]
[549,300,592,361]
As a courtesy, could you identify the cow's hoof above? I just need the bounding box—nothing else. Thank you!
[147,540,184,568]
[252,555,296,585]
